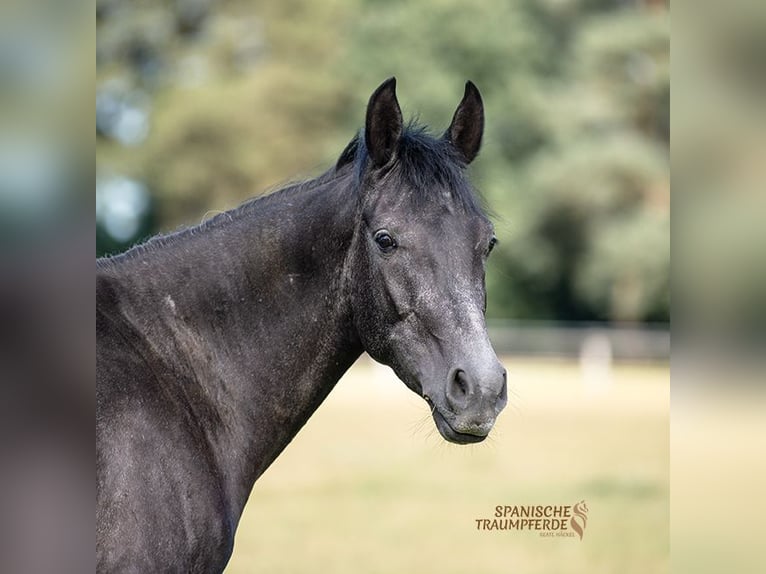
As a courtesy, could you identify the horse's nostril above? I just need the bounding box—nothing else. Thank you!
[446,368,473,410]
[454,369,468,396]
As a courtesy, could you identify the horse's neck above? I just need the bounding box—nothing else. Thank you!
[107,174,364,518]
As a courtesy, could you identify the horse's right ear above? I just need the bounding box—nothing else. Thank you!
[365,77,403,168]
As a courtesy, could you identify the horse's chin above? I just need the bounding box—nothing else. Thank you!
[424,396,489,445]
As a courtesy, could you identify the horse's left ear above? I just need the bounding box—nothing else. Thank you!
[444,81,484,164]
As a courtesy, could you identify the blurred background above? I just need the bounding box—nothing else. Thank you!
[7,0,766,572]
[96,0,670,327]
[674,2,766,574]
[96,0,669,572]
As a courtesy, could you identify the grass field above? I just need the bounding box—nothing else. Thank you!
[226,357,669,574]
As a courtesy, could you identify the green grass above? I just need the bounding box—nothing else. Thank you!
[227,358,669,574]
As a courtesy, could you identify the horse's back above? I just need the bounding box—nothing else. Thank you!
[97,273,234,573]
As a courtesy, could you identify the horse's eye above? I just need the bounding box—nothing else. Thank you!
[374,230,397,253]
[487,236,498,255]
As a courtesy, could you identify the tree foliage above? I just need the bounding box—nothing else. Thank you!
[96,0,669,323]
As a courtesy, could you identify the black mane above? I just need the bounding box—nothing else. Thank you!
[339,120,486,215]
[98,121,485,268]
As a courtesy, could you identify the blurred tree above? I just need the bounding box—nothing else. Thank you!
[96,0,669,324]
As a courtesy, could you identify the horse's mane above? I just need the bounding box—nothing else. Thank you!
[96,164,350,268]
[339,120,485,215]
[97,121,485,268]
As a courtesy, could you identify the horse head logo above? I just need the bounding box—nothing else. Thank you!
[570,500,589,541]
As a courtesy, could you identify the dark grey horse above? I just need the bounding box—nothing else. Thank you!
[97,78,507,572]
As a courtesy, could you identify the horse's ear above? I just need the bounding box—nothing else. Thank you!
[365,77,403,168]
[445,81,484,164]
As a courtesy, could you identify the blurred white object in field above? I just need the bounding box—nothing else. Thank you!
[579,331,613,396]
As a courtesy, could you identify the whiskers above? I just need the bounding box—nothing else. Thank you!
[408,411,433,438]
[407,399,447,450]
[506,382,524,415]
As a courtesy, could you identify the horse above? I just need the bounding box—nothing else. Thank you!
[96,77,507,572]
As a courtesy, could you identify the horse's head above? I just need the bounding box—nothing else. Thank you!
[347,78,507,444]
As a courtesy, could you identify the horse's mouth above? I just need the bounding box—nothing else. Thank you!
[423,395,488,445]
